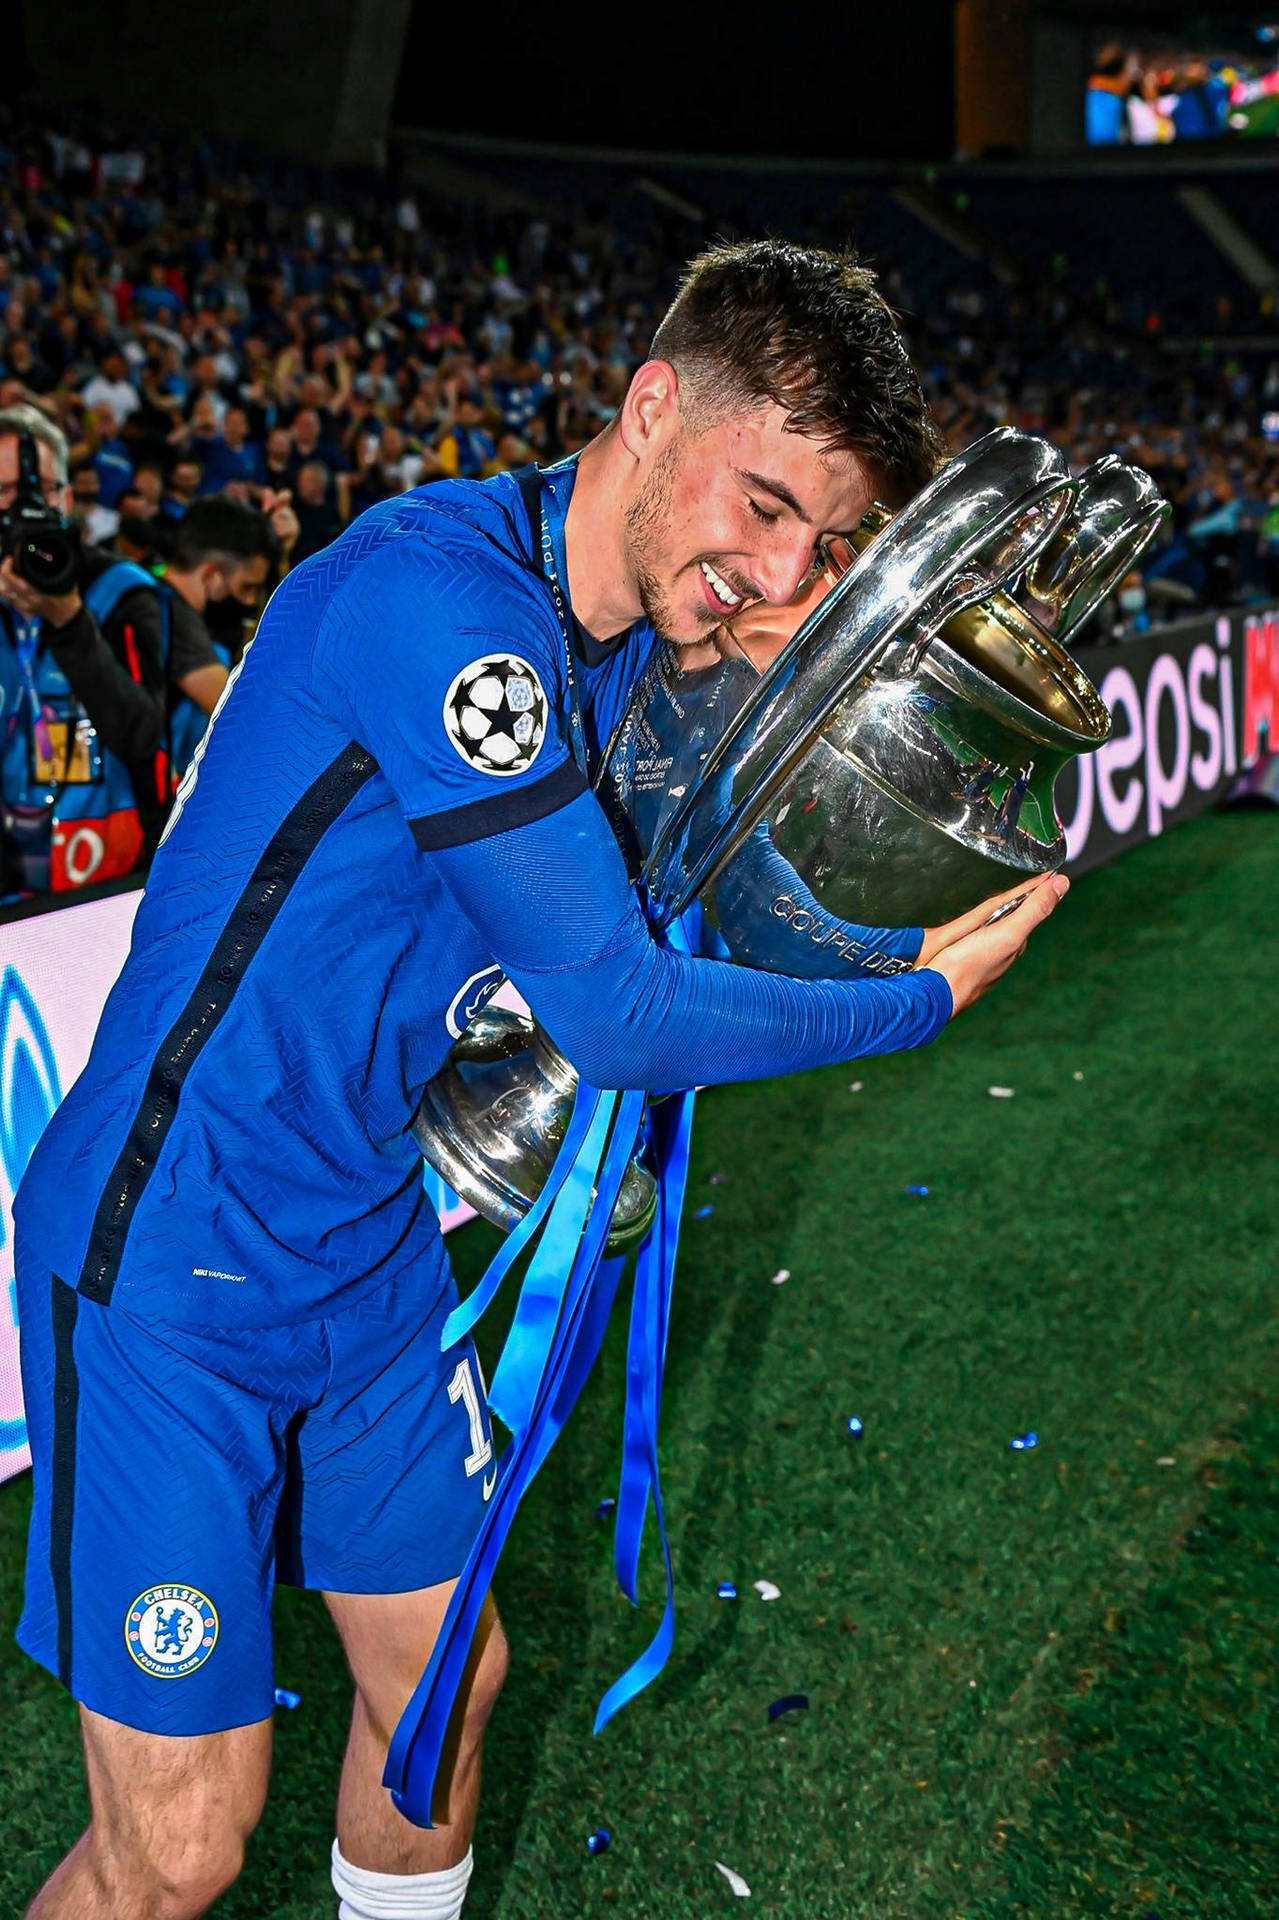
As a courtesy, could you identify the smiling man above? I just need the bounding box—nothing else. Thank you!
[13,240,1068,1920]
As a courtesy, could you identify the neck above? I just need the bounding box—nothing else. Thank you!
[562,430,643,639]
[166,568,204,612]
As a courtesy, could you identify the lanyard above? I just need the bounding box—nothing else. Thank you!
[521,458,589,777]
[13,616,57,768]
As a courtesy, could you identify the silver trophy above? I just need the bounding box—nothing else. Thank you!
[413,429,1167,1244]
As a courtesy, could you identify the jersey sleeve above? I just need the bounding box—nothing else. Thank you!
[309,528,584,849]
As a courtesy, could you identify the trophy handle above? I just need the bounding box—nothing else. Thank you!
[412,1007,657,1252]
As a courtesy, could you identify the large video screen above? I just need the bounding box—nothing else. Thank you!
[1086,28,1279,144]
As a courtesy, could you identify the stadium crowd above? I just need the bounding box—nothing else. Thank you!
[1,101,1277,896]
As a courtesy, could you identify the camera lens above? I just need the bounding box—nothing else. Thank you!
[16,525,81,596]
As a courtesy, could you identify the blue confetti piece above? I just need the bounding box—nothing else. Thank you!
[694,1205,714,1219]
[717,1580,738,1599]
[905,1184,930,1197]
[1010,1430,1039,1451]
[846,1416,864,1437]
[274,1687,301,1710]
[587,1828,612,1854]
[595,1496,617,1520]
[768,1693,810,1722]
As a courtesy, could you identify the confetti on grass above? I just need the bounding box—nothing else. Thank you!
[717,1581,738,1599]
[714,1860,752,1897]
[846,1416,864,1438]
[274,1688,301,1710]
[587,1828,612,1855]
[595,1496,617,1520]
[988,1085,1015,1098]
[753,1579,781,1601]
[768,1694,810,1722]
[1010,1430,1039,1450]
[905,1184,930,1197]
[694,1205,714,1220]
[849,1080,864,1092]
[770,1268,791,1286]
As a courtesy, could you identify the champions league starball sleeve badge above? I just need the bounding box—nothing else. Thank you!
[412,427,1168,1234]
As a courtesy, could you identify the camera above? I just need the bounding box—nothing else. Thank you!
[0,427,81,596]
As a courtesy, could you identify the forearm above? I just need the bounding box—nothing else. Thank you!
[508,935,950,1091]
[429,791,950,1093]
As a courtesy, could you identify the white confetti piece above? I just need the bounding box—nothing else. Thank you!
[1072,1071,1084,1081]
[714,1861,752,1897]
[753,1579,781,1601]
[1156,1455,1176,1466]
[770,1268,791,1286]
[849,1080,864,1092]
[987,1085,1015,1098]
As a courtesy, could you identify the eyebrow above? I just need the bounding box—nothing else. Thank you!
[735,467,813,524]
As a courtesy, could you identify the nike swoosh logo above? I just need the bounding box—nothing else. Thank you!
[482,1468,497,1501]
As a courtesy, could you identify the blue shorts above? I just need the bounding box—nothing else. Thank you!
[15,1240,495,1736]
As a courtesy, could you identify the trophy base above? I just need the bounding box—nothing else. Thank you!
[412,1009,657,1254]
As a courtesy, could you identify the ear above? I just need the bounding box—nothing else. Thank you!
[617,359,680,462]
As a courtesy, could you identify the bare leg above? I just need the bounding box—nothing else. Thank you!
[325,1582,507,1874]
[27,1706,271,1919]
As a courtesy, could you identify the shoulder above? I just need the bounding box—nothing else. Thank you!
[318,478,546,634]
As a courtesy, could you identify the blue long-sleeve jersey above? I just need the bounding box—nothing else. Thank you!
[16,469,950,1328]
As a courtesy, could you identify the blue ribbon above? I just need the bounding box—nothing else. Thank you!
[594,1080,694,1731]
[386,917,699,1825]
[385,1081,646,1824]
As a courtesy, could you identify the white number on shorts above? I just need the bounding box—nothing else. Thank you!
[448,1358,492,1478]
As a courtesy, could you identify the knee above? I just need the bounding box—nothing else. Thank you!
[91,1827,247,1919]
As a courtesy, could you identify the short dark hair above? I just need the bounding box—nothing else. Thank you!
[649,239,945,502]
[171,495,276,572]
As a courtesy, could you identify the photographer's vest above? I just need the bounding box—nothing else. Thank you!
[0,561,172,895]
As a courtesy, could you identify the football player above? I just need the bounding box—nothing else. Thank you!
[14,240,1067,1920]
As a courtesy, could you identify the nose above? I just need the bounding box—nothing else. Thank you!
[755,533,820,608]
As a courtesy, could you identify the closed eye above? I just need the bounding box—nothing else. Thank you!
[747,497,780,525]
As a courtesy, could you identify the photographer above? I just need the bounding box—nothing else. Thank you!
[0,403,169,893]
[159,494,279,777]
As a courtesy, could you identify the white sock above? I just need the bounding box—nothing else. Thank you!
[331,1838,474,1919]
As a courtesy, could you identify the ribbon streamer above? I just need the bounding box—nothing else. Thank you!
[386,918,698,1824]
[385,1081,644,1823]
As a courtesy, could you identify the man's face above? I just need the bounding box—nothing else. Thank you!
[294,410,320,446]
[208,553,270,608]
[266,428,291,464]
[621,389,880,646]
[0,435,70,517]
[172,461,201,498]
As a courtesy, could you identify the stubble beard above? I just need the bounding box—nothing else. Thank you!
[623,442,718,646]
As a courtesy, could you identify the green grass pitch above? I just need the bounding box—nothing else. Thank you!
[1,808,1275,1917]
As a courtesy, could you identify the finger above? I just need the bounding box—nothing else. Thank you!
[998,872,1069,938]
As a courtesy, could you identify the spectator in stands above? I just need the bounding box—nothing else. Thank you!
[291,460,344,562]
[0,404,168,893]
[69,461,119,548]
[87,403,134,508]
[434,390,496,479]
[289,406,346,480]
[80,343,140,427]
[159,456,202,522]
[263,425,294,494]
[196,404,266,494]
